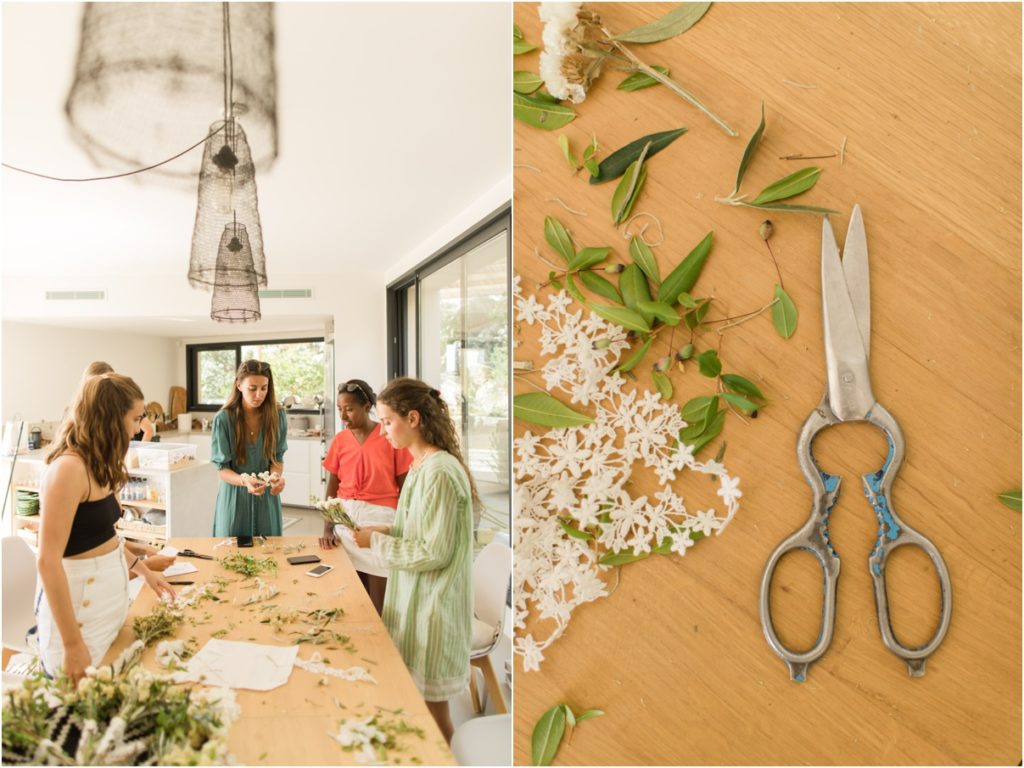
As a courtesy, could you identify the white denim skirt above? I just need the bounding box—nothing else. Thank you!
[35,539,130,676]
[336,499,396,578]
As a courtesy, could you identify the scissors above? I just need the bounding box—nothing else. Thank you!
[759,205,952,681]
[178,548,213,560]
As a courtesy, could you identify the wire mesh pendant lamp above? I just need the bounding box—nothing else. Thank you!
[210,217,261,323]
[64,2,277,181]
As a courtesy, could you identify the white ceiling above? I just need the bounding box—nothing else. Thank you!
[0,2,511,289]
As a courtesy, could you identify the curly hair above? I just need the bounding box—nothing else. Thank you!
[220,359,282,466]
[377,377,482,513]
[46,373,144,491]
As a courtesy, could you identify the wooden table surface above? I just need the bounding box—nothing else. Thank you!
[104,537,454,766]
[512,3,1021,765]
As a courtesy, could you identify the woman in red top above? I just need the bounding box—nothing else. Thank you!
[320,379,412,613]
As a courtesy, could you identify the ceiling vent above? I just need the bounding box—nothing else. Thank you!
[258,289,312,299]
[45,290,106,300]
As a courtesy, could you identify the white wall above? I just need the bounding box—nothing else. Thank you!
[1,321,178,423]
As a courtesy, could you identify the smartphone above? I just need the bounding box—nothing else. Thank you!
[287,554,322,566]
[237,535,254,548]
[306,564,334,578]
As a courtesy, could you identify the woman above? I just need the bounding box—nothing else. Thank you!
[353,377,479,742]
[320,379,412,615]
[211,359,287,537]
[36,373,176,683]
[81,361,154,441]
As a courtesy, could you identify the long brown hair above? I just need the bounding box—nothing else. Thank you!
[377,377,482,513]
[46,373,143,492]
[220,359,281,466]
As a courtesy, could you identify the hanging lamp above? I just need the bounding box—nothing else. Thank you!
[210,219,261,322]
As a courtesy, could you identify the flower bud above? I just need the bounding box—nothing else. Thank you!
[591,338,612,350]
[604,264,625,274]
[676,343,694,361]
[759,220,774,241]
[653,354,672,373]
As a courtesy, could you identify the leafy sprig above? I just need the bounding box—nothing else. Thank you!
[531,703,604,766]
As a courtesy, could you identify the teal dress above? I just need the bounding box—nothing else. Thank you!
[210,408,288,537]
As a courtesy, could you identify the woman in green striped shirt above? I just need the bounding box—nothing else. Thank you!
[353,377,478,742]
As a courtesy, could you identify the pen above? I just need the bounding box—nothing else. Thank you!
[167,580,194,585]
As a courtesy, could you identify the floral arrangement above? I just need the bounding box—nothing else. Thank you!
[329,713,425,764]
[218,552,278,578]
[310,495,359,530]
[132,601,184,647]
[240,470,279,487]
[1,641,239,765]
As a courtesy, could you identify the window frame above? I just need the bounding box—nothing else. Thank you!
[185,336,326,414]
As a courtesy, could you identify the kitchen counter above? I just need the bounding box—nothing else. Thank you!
[154,429,326,442]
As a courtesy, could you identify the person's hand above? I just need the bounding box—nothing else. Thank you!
[353,525,388,549]
[142,568,177,601]
[62,640,91,687]
[144,554,175,572]
[269,474,286,496]
[140,416,155,441]
[241,475,266,496]
[320,523,340,550]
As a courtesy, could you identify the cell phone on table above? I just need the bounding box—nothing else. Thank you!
[287,554,321,566]
[237,535,254,548]
[306,564,334,578]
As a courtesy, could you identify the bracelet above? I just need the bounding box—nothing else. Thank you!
[129,556,141,570]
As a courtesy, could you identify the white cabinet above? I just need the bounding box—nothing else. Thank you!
[186,432,212,461]
[281,438,310,507]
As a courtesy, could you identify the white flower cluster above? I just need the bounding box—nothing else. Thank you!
[294,651,378,685]
[155,639,189,669]
[330,717,388,764]
[241,470,280,485]
[539,2,587,103]
[513,281,742,671]
[310,496,358,529]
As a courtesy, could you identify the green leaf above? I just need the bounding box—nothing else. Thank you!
[998,490,1022,511]
[651,536,675,554]
[636,300,680,326]
[721,374,765,400]
[676,291,698,308]
[683,300,711,330]
[721,391,759,414]
[514,92,576,131]
[599,550,650,567]
[558,134,579,169]
[652,371,673,400]
[583,158,600,177]
[658,232,713,304]
[617,65,670,92]
[737,201,840,215]
[751,167,822,205]
[575,709,604,723]
[514,393,593,428]
[532,705,566,766]
[591,128,686,184]
[680,395,718,429]
[589,303,651,332]
[513,39,538,55]
[733,101,765,195]
[561,704,576,728]
[565,271,586,303]
[611,147,650,224]
[548,270,563,291]
[684,409,726,454]
[619,264,655,325]
[612,2,711,43]
[544,216,575,264]
[558,519,595,540]
[580,270,622,303]
[569,247,611,271]
[514,71,544,94]
[696,349,721,378]
[771,284,798,339]
[614,337,653,374]
[629,236,660,283]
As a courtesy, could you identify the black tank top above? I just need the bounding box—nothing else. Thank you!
[63,494,121,557]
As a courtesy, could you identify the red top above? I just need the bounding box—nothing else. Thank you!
[322,423,412,509]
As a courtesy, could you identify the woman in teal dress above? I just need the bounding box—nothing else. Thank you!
[211,359,288,536]
[353,377,480,743]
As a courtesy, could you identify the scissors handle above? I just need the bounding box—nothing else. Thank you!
[863,404,953,676]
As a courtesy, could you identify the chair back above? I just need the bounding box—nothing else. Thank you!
[472,540,511,631]
[2,536,38,653]
[450,713,512,767]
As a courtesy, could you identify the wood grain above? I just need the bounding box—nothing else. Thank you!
[512,3,1021,764]
[104,536,454,766]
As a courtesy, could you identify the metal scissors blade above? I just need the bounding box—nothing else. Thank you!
[822,204,875,420]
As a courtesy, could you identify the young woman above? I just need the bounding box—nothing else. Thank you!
[211,359,288,537]
[80,361,154,441]
[36,373,176,683]
[319,379,412,614]
[353,377,479,742]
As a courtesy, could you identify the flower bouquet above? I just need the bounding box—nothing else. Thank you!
[310,496,359,531]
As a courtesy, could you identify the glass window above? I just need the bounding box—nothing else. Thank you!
[241,340,325,408]
[196,348,237,406]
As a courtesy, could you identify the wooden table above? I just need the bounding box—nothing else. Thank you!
[104,537,455,766]
[513,3,1020,764]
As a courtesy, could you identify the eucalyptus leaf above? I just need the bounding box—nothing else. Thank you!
[636,300,680,326]
[658,232,713,304]
[531,705,566,766]
[591,128,686,184]
[558,134,578,169]
[514,92,576,131]
[575,709,604,723]
[599,550,650,567]
[751,166,822,205]
[697,349,721,378]
[617,65,670,91]
[738,201,840,215]
[721,391,759,414]
[514,392,593,428]
[998,490,1022,511]
[611,145,650,224]
[544,216,575,264]
[733,101,765,195]
[614,337,653,374]
[589,302,651,332]
[652,371,673,400]
[569,247,611,271]
[771,284,798,339]
[612,2,711,43]
[558,519,595,540]
[565,271,586,304]
[629,236,660,283]
[514,71,544,94]
[580,270,622,303]
[619,264,655,325]
[721,373,765,400]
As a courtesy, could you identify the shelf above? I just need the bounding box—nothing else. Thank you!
[121,499,167,510]
[117,530,167,546]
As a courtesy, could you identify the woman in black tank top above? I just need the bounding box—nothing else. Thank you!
[36,373,176,683]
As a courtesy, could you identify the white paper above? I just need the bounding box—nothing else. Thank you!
[173,639,298,690]
[162,561,199,577]
[158,545,178,557]
[128,576,145,603]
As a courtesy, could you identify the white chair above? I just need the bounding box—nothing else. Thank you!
[468,540,510,714]
[451,713,511,767]
[2,535,38,655]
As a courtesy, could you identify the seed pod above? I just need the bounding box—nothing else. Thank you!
[676,343,694,361]
[759,220,774,241]
[653,354,672,373]
[604,264,625,274]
